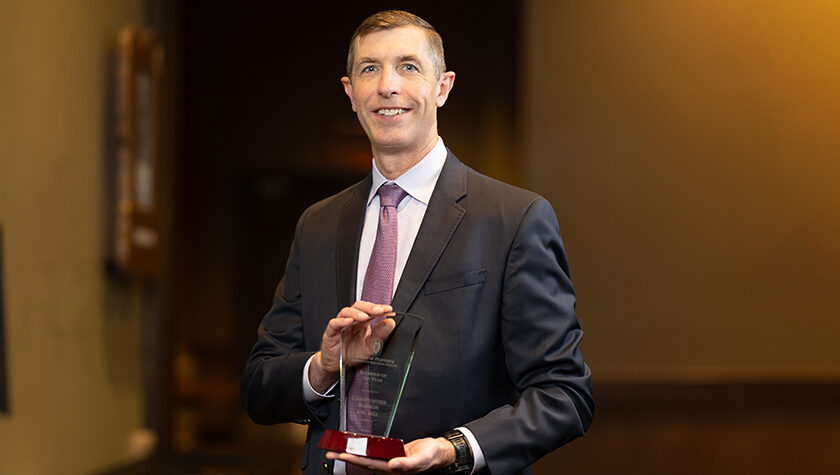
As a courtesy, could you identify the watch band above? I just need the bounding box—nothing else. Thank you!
[440,429,474,474]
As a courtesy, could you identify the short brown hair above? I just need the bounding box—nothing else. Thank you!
[346,10,446,78]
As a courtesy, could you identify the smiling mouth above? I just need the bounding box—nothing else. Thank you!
[376,108,409,116]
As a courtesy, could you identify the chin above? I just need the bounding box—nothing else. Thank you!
[371,136,411,151]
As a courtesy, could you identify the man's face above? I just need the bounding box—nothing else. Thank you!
[342,26,455,158]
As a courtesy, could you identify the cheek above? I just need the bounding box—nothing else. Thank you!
[424,85,443,108]
[348,91,362,111]
[354,87,376,112]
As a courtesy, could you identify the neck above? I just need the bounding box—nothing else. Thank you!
[372,133,438,180]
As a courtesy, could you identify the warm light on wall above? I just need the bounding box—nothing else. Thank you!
[523,0,840,379]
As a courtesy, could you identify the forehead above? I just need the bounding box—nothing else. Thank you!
[354,26,433,63]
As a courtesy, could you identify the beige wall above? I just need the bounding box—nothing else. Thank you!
[0,1,147,473]
[523,0,840,379]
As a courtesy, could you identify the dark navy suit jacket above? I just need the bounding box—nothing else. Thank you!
[242,151,594,474]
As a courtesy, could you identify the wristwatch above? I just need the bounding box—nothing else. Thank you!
[440,430,473,474]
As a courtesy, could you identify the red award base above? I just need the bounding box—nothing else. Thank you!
[317,429,406,460]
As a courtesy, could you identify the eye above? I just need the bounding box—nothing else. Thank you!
[361,65,377,73]
[402,64,417,72]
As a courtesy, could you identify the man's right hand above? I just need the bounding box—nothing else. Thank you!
[308,301,396,394]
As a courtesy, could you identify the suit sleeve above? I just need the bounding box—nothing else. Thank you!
[464,197,594,474]
[240,211,320,425]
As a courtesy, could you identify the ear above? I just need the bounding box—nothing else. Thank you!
[341,76,357,112]
[435,71,456,107]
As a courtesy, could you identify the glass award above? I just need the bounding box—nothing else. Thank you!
[317,312,423,459]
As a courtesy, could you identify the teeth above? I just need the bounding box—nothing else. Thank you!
[378,108,407,116]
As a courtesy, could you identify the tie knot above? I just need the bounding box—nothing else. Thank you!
[377,183,408,208]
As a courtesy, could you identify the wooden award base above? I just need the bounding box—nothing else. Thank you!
[317,429,406,460]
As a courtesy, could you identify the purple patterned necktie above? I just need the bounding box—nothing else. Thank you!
[346,184,407,471]
[361,183,408,308]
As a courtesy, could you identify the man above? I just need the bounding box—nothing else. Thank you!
[241,10,593,474]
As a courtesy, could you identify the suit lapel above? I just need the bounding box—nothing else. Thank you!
[391,151,468,312]
[336,175,371,308]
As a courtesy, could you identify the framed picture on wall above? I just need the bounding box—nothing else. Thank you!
[110,26,164,278]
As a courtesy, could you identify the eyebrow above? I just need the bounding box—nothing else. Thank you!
[398,55,423,65]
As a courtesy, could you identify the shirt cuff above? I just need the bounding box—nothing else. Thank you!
[455,426,486,474]
[302,354,337,402]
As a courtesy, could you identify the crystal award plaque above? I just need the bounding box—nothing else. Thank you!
[317,312,423,459]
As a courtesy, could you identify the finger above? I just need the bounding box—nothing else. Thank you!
[338,306,373,321]
[333,307,378,327]
[327,315,355,328]
[351,300,393,316]
[327,305,374,331]
[387,456,412,472]
[324,316,358,336]
[336,453,390,473]
[387,453,431,473]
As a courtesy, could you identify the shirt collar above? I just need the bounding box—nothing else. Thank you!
[368,137,447,206]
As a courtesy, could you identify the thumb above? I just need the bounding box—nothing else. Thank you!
[370,317,396,342]
[368,318,396,355]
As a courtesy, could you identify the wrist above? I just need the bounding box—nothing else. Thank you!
[436,437,456,466]
[309,352,338,393]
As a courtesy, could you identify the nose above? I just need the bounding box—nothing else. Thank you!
[378,67,400,97]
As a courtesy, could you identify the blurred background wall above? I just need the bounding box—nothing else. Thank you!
[0,1,147,474]
[522,2,840,473]
[0,0,838,474]
[525,0,840,379]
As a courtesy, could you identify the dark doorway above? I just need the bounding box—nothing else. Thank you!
[167,0,520,466]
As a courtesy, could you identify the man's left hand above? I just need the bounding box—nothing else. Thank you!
[326,436,456,474]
